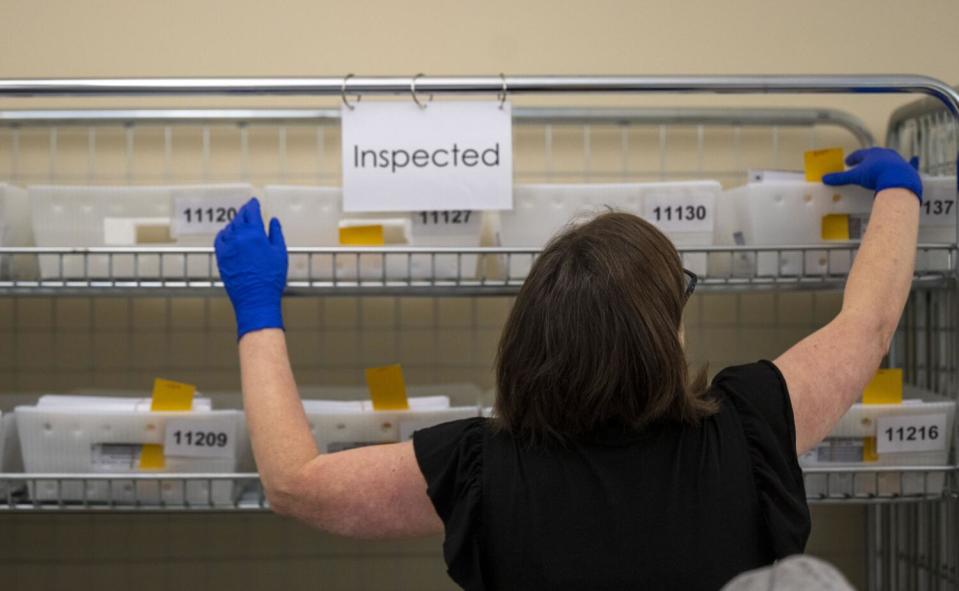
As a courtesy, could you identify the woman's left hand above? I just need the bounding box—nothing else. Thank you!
[214,197,288,339]
[822,147,923,201]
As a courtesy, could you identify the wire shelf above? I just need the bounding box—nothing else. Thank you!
[804,466,957,504]
[0,473,265,512]
[0,244,954,296]
[0,467,952,512]
[886,89,959,176]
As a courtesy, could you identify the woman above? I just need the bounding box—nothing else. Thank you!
[214,147,922,590]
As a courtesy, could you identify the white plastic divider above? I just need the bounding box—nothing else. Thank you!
[0,184,34,279]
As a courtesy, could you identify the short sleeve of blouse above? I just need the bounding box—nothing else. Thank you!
[712,360,811,557]
[412,417,487,589]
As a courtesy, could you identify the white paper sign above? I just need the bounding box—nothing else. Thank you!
[172,195,248,236]
[642,191,716,233]
[163,419,236,458]
[341,101,513,212]
[876,413,947,454]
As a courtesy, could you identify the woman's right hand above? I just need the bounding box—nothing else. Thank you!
[822,147,923,202]
[214,197,288,340]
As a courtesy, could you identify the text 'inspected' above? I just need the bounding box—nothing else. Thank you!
[341,101,513,212]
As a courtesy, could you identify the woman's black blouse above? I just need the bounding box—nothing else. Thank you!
[412,361,810,591]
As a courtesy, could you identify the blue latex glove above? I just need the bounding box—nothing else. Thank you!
[215,197,288,339]
[822,147,923,202]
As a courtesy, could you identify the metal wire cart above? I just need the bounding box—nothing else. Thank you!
[0,75,957,589]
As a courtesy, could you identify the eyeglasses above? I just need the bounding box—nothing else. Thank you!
[683,269,698,302]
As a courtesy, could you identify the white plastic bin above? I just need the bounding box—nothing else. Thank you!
[497,182,722,277]
[295,383,486,408]
[15,395,241,505]
[800,387,956,497]
[722,181,873,278]
[724,175,956,278]
[302,395,480,453]
[261,186,483,281]
[233,384,486,470]
[30,184,254,279]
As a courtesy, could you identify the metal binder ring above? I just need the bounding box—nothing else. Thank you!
[341,74,361,110]
[498,73,508,109]
[411,73,432,109]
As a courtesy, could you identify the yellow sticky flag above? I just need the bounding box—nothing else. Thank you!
[804,147,845,182]
[863,368,903,405]
[365,364,410,411]
[150,378,196,412]
[138,444,166,470]
[821,214,850,241]
[863,437,879,462]
[339,225,385,246]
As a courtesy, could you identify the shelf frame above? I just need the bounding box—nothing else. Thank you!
[1,467,953,512]
[0,243,954,296]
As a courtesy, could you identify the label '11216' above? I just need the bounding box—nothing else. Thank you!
[876,413,948,454]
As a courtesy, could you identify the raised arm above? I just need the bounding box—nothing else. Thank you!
[774,148,922,454]
[216,199,441,538]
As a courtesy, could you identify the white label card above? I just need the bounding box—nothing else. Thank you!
[91,444,138,470]
[642,191,716,233]
[341,101,513,212]
[410,210,481,238]
[919,197,957,228]
[163,419,236,458]
[917,177,957,228]
[171,195,249,237]
[876,413,948,454]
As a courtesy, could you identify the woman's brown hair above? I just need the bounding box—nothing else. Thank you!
[494,211,715,444]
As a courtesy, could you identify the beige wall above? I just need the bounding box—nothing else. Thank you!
[0,0,958,133]
[0,1,956,589]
